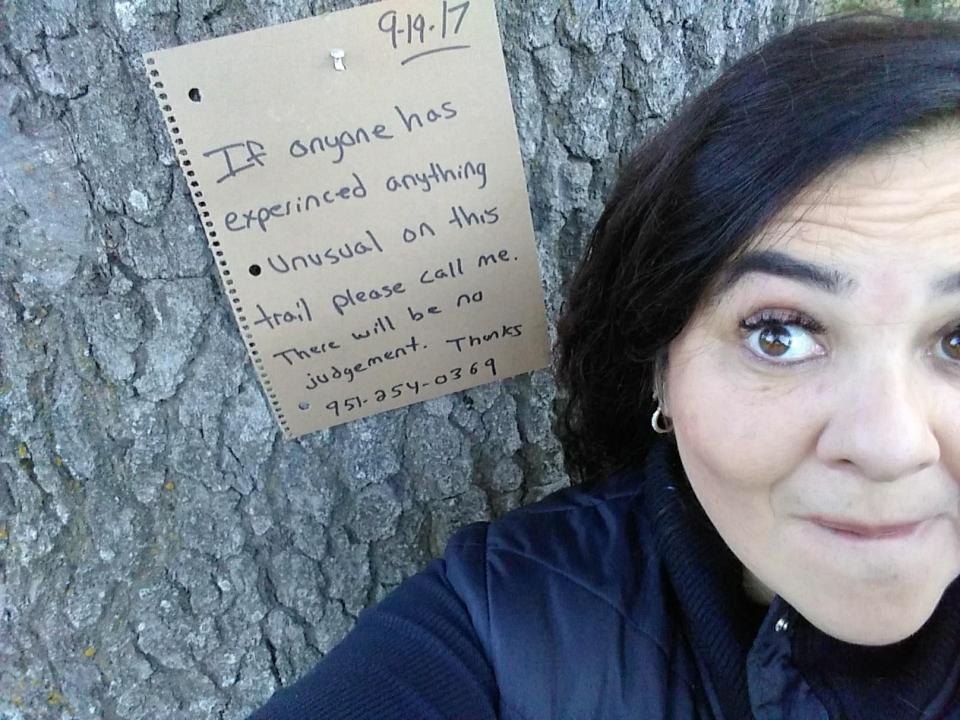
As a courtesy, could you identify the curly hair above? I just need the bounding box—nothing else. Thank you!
[554,11,960,486]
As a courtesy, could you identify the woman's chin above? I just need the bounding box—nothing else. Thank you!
[791,584,944,646]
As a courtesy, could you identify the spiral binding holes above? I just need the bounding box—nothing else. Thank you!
[146,55,291,438]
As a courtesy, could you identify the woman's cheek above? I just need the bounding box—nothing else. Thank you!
[670,342,820,488]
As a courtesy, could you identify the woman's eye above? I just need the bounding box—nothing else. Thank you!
[739,312,825,365]
[739,314,960,367]
[939,328,960,363]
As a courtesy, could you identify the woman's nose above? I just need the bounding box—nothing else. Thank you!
[817,357,940,482]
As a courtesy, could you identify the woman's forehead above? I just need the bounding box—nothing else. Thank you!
[746,130,960,269]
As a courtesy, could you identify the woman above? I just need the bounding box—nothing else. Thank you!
[249,11,960,720]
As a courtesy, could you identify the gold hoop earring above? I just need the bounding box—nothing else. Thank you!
[651,406,673,434]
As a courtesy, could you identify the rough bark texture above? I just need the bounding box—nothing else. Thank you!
[1,1,819,717]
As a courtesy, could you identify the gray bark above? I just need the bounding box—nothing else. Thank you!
[0,1,818,717]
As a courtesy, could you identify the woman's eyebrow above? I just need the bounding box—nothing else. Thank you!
[715,249,960,299]
[715,249,856,297]
[933,269,960,297]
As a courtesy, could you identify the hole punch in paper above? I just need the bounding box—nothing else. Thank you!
[143,0,551,440]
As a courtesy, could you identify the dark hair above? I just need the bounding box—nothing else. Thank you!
[554,11,960,486]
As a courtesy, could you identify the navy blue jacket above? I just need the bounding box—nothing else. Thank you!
[248,437,960,719]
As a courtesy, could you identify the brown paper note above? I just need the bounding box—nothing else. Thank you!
[143,0,551,440]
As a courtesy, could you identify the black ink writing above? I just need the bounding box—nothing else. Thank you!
[377,2,472,66]
[448,204,499,229]
[202,140,267,184]
[445,323,523,352]
[321,357,498,417]
[407,303,442,321]
[289,123,394,165]
[266,231,384,275]
[304,336,425,387]
[331,281,407,317]
[419,257,464,284]
[394,101,458,132]
[477,248,512,267]
[402,221,436,243]
[456,289,484,307]
[351,314,397,340]
[385,160,486,193]
[224,173,367,233]
[283,101,456,166]
[253,297,313,331]
[274,339,342,365]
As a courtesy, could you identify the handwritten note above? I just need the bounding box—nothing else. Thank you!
[143,0,550,440]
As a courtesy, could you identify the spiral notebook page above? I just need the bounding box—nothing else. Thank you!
[143,0,550,440]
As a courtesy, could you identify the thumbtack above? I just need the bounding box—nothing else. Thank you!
[330,48,345,71]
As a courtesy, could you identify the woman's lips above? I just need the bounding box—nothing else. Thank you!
[807,516,925,539]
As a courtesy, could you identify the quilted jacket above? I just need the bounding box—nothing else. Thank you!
[248,436,960,719]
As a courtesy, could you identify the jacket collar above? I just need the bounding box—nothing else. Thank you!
[639,436,960,719]
[640,436,762,717]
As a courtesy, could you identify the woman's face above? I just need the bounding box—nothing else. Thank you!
[665,126,960,645]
